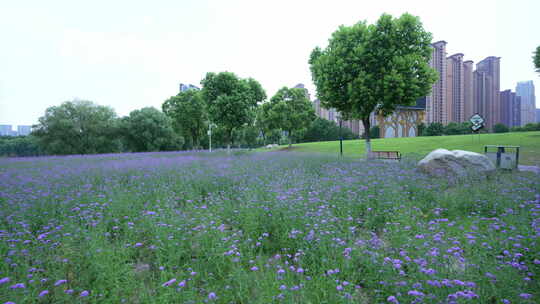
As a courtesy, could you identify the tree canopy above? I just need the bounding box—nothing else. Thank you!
[32,100,120,154]
[201,72,266,150]
[265,86,316,146]
[309,13,437,154]
[162,89,206,149]
[120,107,183,152]
[534,45,540,75]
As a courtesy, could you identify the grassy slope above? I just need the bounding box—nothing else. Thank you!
[287,131,540,165]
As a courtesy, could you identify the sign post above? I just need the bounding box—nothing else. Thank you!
[469,114,485,143]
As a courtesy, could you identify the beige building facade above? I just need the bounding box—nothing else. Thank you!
[475,56,501,130]
[463,60,474,120]
[446,53,465,123]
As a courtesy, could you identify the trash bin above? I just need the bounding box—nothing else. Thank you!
[484,145,520,169]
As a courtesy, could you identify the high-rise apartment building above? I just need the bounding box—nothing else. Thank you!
[179,83,200,93]
[17,125,32,136]
[514,96,522,127]
[426,41,447,124]
[473,70,492,125]
[463,60,474,120]
[475,56,501,130]
[0,125,13,136]
[500,90,521,127]
[446,53,465,122]
[515,80,536,126]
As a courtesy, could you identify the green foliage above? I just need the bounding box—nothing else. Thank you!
[369,126,380,139]
[162,90,207,149]
[254,103,273,145]
[534,45,540,74]
[302,118,359,142]
[233,125,260,149]
[309,13,437,151]
[32,100,121,155]
[417,123,426,136]
[443,122,473,135]
[264,87,316,146]
[493,123,509,133]
[120,107,183,152]
[523,122,540,131]
[510,126,523,132]
[201,72,266,147]
[424,122,444,136]
[0,135,43,157]
[505,123,540,133]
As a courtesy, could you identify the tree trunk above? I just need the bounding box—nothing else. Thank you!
[362,117,372,158]
[288,131,292,148]
[226,129,231,154]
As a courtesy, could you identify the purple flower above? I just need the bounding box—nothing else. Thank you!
[80,290,89,297]
[279,285,287,290]
[39,290,49,297]
[336,285,343,291]
[407,290,424,297]
[65,289,74,294]
[520,293,532,299]
[387,295,399,303]
[161,278,176,287]
[208,292,217,300]
[178,280,186,287]
[250,266,259,271]
[0,277,10,284]
[10,283,25,289]
[54,279,67,286]
[134,242,143,247]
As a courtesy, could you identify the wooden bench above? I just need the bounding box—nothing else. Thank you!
[368,151,401,161]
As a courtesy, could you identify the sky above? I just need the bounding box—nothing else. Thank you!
[1,0,539,126]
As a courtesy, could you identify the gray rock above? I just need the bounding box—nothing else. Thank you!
[418,149,495,177]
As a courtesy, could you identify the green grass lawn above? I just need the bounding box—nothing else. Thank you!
[283,131,540,166]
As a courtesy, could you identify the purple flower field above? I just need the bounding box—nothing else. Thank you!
[0,152,539,303]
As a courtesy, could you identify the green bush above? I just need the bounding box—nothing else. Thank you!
[0,135,43,157]
[302,118,359,142]
[424,122,444,136]
[493,123,509,133]
[369,126,380,139]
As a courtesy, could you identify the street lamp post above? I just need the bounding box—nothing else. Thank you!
[208,122,215,153]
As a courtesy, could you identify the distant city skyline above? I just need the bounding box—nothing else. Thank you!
[0,124,32,136]
[1,0,539,125]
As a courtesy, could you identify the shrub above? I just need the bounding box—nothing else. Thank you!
[493,123,509,133]
[424,122,444,136]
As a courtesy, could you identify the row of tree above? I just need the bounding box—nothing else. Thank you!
[8,72,327,156]
[162,72,317,150]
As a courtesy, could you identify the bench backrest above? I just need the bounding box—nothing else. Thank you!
[369,151,401,159]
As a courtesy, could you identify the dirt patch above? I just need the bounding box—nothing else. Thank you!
[270,146,299,152]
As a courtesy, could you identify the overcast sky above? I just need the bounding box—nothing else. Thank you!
[1,0,539,126]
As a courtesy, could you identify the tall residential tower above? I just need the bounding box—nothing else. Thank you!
[475,56,501,130]
[463,60,474,120]
[446,53,465,122]
[516,80,536,126]
[426,41,448,124]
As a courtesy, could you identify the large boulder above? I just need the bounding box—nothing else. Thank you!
[418,149,495,177]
